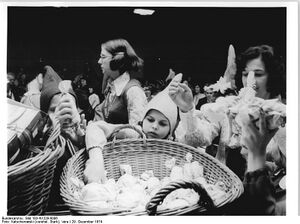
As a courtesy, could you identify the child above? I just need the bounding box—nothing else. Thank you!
[84,75,181,184]
[38,65,86,210]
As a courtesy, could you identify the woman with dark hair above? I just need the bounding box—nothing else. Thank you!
[94,38,147,125]
[232,44,286,171]
[167,44,286,214]
[236,45,286,101]
[193,84,205,109]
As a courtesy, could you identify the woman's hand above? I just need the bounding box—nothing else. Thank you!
[239,107,278,171]
[168,73,194,113]
[83,147,106,184]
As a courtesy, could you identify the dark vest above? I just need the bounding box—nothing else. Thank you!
[102,79,142,124]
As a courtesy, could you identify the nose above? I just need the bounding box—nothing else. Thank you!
[98,58,102,65]
[152,122,158,130]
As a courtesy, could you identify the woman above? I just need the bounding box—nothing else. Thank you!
[193,84,205,109]
[169,45,286,166]
[234,45,286,172]
[94,39,147,125]
[236,45,285,101]
[168,45,286,214]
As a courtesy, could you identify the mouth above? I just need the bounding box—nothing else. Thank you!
[146,132,158,138]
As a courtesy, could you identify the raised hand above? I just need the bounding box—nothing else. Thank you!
[168,73,194,113]
[55,94,84,146]
[239,106,279,171]
[55,94,80,124]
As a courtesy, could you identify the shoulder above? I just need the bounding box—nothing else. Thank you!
[126,86,146,100]
[123,79,143,95]
[126,79,142,88]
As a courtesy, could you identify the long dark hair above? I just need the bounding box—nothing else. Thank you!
[236,45,286,99]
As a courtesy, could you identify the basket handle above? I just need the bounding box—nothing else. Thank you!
[145,179,215,215]
[109,124,146,142]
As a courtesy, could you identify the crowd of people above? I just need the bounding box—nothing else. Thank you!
[7,38,286,215]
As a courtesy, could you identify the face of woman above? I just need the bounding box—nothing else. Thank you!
[195,85,200,94]
[98,47,118,79]
[142,109,170,139]
[81,79,87,87]
[205,89,216,103]
[242,57,270,99]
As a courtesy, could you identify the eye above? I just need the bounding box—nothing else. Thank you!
[146,117,154,122]
[254,72,265,77]
[159,121,168,127]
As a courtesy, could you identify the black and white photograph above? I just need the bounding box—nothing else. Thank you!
[1,1,298,220]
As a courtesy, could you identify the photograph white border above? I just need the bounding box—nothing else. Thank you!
[0,1,298,222]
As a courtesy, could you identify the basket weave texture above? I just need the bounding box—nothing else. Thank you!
[8,119,66,215]
[61,127,244,215]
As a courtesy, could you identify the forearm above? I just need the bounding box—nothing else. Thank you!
[247,152,266,172]
[85,121,110,154]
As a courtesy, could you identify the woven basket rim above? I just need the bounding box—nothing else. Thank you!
[61,138,244,215]
[8,136,65,176]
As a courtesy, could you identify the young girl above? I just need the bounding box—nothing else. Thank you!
[84,75,181,184]
[94,38,147,125]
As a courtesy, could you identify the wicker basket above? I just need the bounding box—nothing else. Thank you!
[60,125,243,215]
[8,119,66,215]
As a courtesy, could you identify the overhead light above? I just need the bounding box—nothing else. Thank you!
[133,9,155,16]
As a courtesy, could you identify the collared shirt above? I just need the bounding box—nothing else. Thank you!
[100,72,147,125]
[112,72,130,96]
[105,72,130,110]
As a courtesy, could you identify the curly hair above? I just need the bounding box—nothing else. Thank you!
[236,45,286,99]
